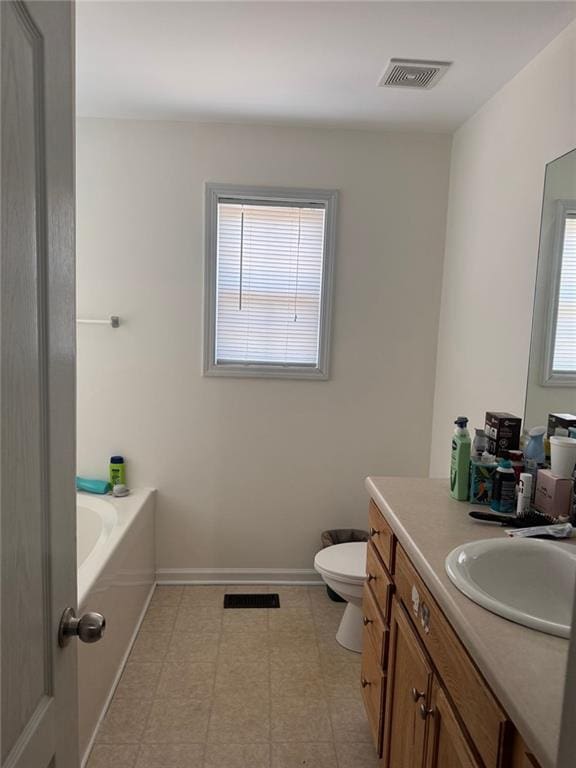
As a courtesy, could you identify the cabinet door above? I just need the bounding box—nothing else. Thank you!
[361,631,385,755]
[383,600,433,768]
[425,681,482,768]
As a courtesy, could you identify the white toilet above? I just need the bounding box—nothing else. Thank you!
[314,542,367,653]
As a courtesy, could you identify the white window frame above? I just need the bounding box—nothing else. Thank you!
[542,199,576,386]
[203,183,338,380]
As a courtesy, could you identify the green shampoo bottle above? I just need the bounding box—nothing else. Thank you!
[109,455,126,487]
[450,417,471,501]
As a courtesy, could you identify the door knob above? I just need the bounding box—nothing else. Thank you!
[58,607,106,647]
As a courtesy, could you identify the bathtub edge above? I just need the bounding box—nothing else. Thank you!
[80,580,156,768]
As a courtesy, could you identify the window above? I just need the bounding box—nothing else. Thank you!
[544,200,576,384]
[204,184,337,379]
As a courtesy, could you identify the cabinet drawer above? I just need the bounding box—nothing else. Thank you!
[368,500,394,572]
[361,632,385,755]
[362,580,388,668]
[366,542,393,623]
[395,545,510,768]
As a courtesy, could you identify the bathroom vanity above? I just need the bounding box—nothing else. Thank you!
[361,476,574,768]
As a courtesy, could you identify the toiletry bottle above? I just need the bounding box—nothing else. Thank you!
[109,455,126,487]
[516,473,532,518]
[469,451,497,505]
[472,428,488,459]
[450,417,471,501]
[507,449,524,484]
[490,459,516,514]
[524,458,539,501]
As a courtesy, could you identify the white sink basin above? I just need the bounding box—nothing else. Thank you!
[445,538,576,638]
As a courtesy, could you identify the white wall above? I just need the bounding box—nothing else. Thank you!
[429,21,576,477]
[77,119,451,575]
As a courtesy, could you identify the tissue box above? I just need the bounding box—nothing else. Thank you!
[534,469,573,519]
[484,412,522,457]
[469,459,498,505]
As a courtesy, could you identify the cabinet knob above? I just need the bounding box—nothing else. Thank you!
[410,687,425,702]
[367,573,376,582]
[419,702,434,720]
[369,527,379,537]
[362,616,373,626]
[361,677,371,688]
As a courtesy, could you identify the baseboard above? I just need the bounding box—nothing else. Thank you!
[155,567,323,585]
[80,582,156,768]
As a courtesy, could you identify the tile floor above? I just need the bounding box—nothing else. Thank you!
[87,585,379,768]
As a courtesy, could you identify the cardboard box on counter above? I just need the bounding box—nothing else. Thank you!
[547,413,576,437]
[484,412,521,457]
[534,469,572,519]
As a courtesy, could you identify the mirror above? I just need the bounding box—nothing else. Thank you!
[525,149,576,432]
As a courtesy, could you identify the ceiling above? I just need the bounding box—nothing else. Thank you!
[76,1,576,132]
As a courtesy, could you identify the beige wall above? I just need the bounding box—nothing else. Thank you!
[76,119,451,576]
[429,22,576,477]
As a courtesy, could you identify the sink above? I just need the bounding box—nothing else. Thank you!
[445,538,576,638]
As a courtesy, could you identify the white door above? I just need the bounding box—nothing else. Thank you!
[2,2,82,767]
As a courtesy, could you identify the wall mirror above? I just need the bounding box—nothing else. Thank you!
[525,148,576,430]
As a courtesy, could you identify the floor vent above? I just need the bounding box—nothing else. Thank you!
[223,593,280,609]
[378,58,451,89]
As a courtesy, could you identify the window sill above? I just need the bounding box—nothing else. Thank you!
[541,371,576,387]
[203,363,329,380]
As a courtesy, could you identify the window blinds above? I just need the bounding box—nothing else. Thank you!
[553,214,576,373]
[215,201,326,366]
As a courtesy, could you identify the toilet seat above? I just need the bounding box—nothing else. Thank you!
[314,542,367,583]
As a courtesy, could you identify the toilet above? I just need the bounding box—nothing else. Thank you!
[314,542,367,653]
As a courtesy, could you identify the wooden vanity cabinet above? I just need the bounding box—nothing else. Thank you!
[510,735,541,768]
[425,681,483,768]
[361,531,394,755]
[385,600,433,767]
[363,498,542,768]
[384,598,480,768]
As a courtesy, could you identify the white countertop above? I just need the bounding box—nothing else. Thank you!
[365,476,572,768]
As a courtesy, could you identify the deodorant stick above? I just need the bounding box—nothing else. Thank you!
[516,473,533,518]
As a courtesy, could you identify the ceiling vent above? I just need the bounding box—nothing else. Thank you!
[378,58,451,90]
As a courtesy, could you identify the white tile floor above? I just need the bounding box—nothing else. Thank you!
[87,585,379,768]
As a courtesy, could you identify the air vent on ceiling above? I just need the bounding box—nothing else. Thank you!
[378,58,451,90]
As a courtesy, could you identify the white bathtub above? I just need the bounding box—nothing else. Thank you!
[76,489,155,763]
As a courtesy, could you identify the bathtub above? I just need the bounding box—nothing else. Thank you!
[77,489,155,763]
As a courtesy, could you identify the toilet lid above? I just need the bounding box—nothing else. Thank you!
[314,542,367,582]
